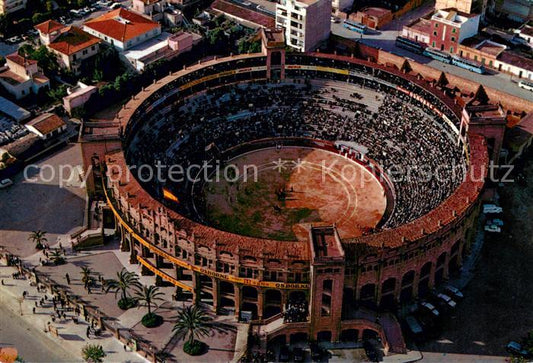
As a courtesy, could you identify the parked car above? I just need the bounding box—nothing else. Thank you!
[404,315,424,338]
[420,302,440,318]
[506,341,530,358]
[436,293,456,309]
[0,178,13,189]
[278,345,290,362]
[488,218,504,226]
[483,204,502,214]
[110,2,123,9]
[442,285,464,301]
[484,224,501,233]
[293,347,305,362]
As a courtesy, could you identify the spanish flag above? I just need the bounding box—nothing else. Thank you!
[163,188,179,203]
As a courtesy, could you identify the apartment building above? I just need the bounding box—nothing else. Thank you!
[276,0,331,52]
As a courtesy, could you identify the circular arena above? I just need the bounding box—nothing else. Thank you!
[104,34,489,352]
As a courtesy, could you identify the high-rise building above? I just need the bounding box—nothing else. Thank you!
[0,0,26,15]
[276,0,331,52]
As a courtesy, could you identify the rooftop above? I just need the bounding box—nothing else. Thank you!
[498,50,533,72]
[359,7,392,18]
[0,96,31,121]
[83,8,160,42]
[122,32,172,62]
[432,7,479,24]
[26,113,66,135]
[48,26,101,56]
[405,18,432,35]
[475,39,507,57]
[6,53,37,67]
[0,69,28,85]
[34,19,64,34]
[212,0,275,28]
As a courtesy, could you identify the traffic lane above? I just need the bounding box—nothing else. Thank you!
[0,303,78,362]
[331,24,533,101]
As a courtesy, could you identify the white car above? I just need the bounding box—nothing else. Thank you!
[483,204,502,214]
[436,293,457,309]
[0,178,13,189]
[488,218,504,226]
[484,224,501,233]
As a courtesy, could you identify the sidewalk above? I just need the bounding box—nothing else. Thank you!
[0,264,148,363]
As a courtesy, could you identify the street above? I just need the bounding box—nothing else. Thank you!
[331,3,533,101]
[0,303,77,362]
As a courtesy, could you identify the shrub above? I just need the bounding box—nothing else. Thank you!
[183,340,206,356]
[117,297,137,310]
[141,312,163,328]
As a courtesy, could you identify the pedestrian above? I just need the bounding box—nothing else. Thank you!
[86,326,90,338]
[35,301,38,307]
[1,279,4,285]
[33,307,36,314]
[87,286,91,294]
[123,344,127,351]
[65,273,70,285]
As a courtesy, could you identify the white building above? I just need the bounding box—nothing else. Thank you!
[35,20,101,75]
[83,8,161,51]
[276,0,331,52]
[0,53,50,100]
[0,0,26,15]
[25,113,67,140]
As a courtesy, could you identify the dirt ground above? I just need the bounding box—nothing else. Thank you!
[200,147,387,241]
[420,148,533,356]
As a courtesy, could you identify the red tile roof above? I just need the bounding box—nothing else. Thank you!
[83,8,160,42]
[48,26,101,56]
[34,20,65,34]
[6,53,37,67]
[26,113,66,135]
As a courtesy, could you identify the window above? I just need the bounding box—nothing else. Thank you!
[450,46,454,53]
[91,46,95,51]
[452,28,457,33]
[432,41,436,47]
[82,49,88,55]
[323,279,332,292]
[433,31,437,36]
[435,23,438,27]
[451,36,455,42]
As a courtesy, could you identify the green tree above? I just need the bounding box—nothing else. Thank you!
[49,249,65,265]
[105,268,141,309]
[47,84,68,102]
[135,284,164,316]
[172,306,214,354]
[28,230,47,249]
[80,267,94,289]
[81,344,106,363]
[46,1,53,12]
[135,284,164,327]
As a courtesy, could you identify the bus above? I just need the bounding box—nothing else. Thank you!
[395,36,427,54]
[451,56,486,74]
[422,47,452,64]
[343,20,368,34]
[518,80,533,92]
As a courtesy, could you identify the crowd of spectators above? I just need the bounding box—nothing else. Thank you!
[125,56,466,229]
[283,295,309,323]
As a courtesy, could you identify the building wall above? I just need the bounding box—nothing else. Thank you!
[435,0,473,13]
[0,78,32,99]
[83,26,161,51]
[0,0,27,14]
[401,27,430,44]
[429,15,479,53]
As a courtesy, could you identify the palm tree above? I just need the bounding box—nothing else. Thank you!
[135,284,164,316]
[28,230,47,250]
[80,267,93,289]
[49,249,65,265]
[81,344,106,363]
[105,268,141,308]
[172,306,214,350]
